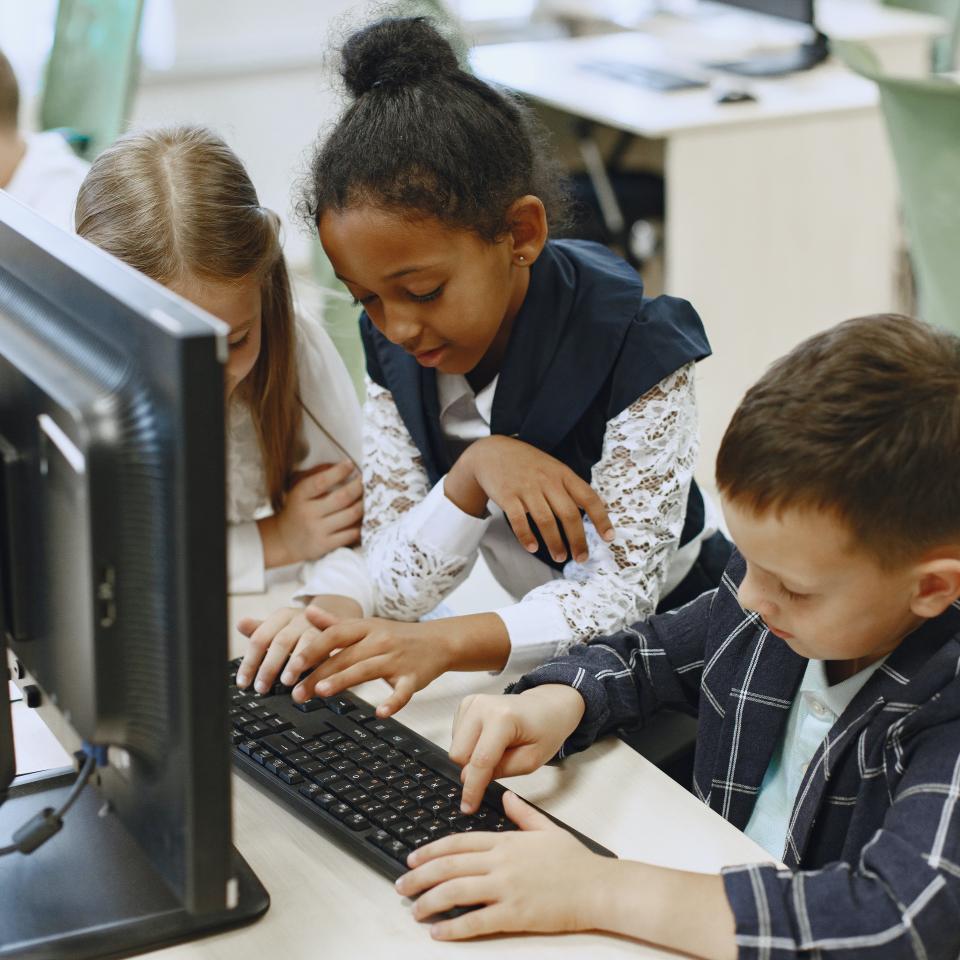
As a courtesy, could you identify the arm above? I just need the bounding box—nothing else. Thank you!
[362,378,488,620]
[494,363,700,673]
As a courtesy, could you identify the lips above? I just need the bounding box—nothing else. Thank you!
[413,345,448,367]
[766,622,794,640]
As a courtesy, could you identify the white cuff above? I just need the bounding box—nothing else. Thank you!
[292,547,376,616]
[396,476,491,558]
[228,521,266,594]
[494,599,574,676]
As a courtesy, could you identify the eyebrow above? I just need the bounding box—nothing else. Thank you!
[752,559,817,592]
[336,264,434,285]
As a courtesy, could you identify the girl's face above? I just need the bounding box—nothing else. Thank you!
[319,204,540,376]
[170,274,263,398]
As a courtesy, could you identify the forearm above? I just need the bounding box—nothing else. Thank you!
[257,514,291,569]
[587,859,736,960]
[433,612,511,672]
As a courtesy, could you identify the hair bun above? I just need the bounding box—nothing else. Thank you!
[340,17,459,97]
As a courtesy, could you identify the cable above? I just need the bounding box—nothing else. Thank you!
[0,748,98,857]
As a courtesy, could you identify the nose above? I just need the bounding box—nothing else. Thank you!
[377,303,423,348]
[737,566,779,621]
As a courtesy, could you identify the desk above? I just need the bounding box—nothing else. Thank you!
[11,584,773,959]
[471,1,943,500]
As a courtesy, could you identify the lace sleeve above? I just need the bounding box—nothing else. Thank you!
[516,362,699,647]
[362,379,480,620]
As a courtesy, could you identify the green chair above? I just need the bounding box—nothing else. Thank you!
[834,40,960,335]
[40,0,144,159]
[881,0,960,71]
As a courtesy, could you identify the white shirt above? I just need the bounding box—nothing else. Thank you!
[362,362,713,673]
[3,131,89,233]
[227,314,373,615]
[744,655,888,860]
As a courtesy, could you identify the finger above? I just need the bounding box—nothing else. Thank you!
[312,654,388,698]
[460,720,517,814]
[430,904,513,941]
[526,493,567,562]
[254,619,309,693]
[406,831,497,869]
[567,474,614,543]
[502,791,555,831]
[279,626,327,685]
[309,460,355,497]
[448,699,484,766]
[236,617,262,638]
[304,605,346,632]
[486,743,551,781]
[288,639,367,701]
[502,499,538,553]
[412,877,496,923]
[396,851,490,898]
[320,498,364,533]
[235,608,296,687]
[319,524,361,549]
[376,675,417,718]
[314,476,364,516]
[547,487,589,564]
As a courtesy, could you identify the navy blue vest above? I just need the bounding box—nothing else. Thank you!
[361,239,712,571]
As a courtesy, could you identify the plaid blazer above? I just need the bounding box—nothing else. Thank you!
[511,551,960,959]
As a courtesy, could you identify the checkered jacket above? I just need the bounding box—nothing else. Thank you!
[511,551,960,959]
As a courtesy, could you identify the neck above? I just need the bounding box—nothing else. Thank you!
[0,129,26,189]
[466,263,531,393]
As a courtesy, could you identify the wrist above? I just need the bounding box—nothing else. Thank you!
[257,515,293,568]
[525,683,586,733]
[444,454,488,518]
[307,595,362,620]
[435,613,510,672]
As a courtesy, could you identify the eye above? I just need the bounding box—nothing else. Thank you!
[778,583,809,603]
[410,285,443,304]
[351,294,379,308]
[228,331,250,351]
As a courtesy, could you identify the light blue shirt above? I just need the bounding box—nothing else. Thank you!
[744,656,887,859]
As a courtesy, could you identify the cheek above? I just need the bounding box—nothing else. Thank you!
[227,334,262,384]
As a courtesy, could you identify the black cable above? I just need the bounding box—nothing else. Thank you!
[0,752,97,857]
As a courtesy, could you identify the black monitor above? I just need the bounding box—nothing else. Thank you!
[0,194,268,958]
[708,0,829,76]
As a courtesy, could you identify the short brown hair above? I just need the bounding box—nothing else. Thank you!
[0,50,19,130]
[716,314,960,564]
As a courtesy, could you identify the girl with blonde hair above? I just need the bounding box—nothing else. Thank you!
[75,124,372,618]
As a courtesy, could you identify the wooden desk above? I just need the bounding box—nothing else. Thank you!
[11,585,773,957]
[470,1,942,501]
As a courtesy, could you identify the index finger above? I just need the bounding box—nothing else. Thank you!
[309,460,356,497]
[565,475,614,543]
[459,719,516,814]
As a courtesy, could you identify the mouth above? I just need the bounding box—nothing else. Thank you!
[412,345,448,367]
[765,621,795,640]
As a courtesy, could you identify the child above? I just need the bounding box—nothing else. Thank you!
[75,126,371,619]
[0,49,88,233]
[398,314,960,958]
[236,17,730,715]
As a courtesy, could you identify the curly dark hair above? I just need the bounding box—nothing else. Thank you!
[302,16,570,241]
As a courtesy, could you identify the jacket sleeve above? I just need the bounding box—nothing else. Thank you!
[722,716,960,960]
[509,587,715,755]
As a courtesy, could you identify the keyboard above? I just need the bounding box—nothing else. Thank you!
[227,659,613,880]
[580,59,707,92]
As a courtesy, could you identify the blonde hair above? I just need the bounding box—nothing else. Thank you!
[75,125,301,511]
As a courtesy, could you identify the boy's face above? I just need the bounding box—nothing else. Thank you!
[722,499,924,668]
[318,205,528,377]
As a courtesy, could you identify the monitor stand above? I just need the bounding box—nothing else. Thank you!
[709,30,829,77]
[0,768,270,959]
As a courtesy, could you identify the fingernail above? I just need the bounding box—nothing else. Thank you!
[552,553,566,563]
[604,529,616,542]
[316,682,331,695]
[526,543,538,553]
[254,679,268,694]
[280,672,294,686]
[235,671,248,686]
[575,552,588,563]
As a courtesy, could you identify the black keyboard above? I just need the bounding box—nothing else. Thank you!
[580,58,707,92]
[227,659,613,880]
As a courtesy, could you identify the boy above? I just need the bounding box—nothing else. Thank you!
[0,50,88,233]
[396,314,960,959]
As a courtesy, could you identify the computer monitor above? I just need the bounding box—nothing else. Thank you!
[0,193,268,958]
[709,0,829,76]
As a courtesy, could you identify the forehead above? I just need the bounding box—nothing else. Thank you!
[318,205,485,279]
[170,274,261,332]
[721,498,867,586]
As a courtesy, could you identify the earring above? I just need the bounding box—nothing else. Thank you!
[517,255,525,263]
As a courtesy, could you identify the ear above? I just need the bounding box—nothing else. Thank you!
[503,195,548,267]
[910,554,960,618]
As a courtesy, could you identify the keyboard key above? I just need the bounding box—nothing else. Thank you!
[373,788,401,804]
[319,731,346,745]
[327,697,353,715]
[407,831,430,848]
[264,717,293,734]
[237,739,258,756]
[314,749,340,764]
[293,697,328,713]
[350,706,376,722]
[261,733,297,757]
[389,820,418,841]
[389,797,416,815]
[344,812,371,832]
[357,799,387,817]
[231,730,244,745]
[329,802,353,821]
[298,760,325,777]
[371,810,402,830]
[299,783,321,801]
[312,771,346,790]
[313,792,338,811]
[285,728,324,746]
[407,808,432,826]
[251,748,272,765]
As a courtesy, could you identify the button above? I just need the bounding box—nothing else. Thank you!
[808,699,829,719]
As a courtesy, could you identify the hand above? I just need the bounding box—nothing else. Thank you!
[282,611,512,717]
[258,461,362,569]
[396,792,609,939]
[444,436,614,564]
[450,686,586,813]
[234,597,358,693]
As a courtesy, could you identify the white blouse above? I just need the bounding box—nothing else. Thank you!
[227,315,373,614]
[361,362,714,673]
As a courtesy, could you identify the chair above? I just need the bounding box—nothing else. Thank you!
[40,0,144,159]
[834,40,960,335]
[881,0,960,71]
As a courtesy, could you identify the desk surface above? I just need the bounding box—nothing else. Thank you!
[11,586,773,958]
[471,0,944,137]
